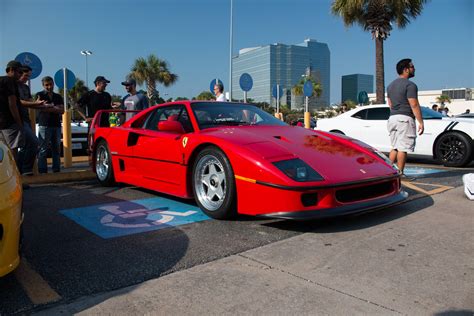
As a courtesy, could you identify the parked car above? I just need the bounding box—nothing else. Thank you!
[89,101,406,220]
[316,104,474,167]
[0,137,23,277]
[35,120,89,154]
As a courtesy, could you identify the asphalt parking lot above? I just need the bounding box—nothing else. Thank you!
[0,161,473,315]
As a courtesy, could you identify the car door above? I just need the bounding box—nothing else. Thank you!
[130,104,192,196]
[348,107,391,151]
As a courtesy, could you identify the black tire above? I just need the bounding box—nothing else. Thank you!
[94,140,116,186]
[192,146,236,219]
[435,132,473,167]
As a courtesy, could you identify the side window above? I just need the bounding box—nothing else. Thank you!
[367,108,390,120]
[144,105,193,133]
[352,109,368,120]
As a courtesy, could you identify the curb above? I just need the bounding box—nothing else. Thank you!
[22,169,96,185]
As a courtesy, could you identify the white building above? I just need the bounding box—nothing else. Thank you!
[368,88,473,115]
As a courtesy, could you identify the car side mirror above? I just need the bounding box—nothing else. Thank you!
[158,120,185,134]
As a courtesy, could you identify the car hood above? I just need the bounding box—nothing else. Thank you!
[202,126,396,182]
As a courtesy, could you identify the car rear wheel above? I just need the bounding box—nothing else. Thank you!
[192,146,236,219]
[435,132,473,167]
[95,140,116,186]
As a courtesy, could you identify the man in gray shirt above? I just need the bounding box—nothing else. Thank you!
[387,58,424,175]
[120,78,149,122]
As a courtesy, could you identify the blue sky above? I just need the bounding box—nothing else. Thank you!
[1,0,472,104]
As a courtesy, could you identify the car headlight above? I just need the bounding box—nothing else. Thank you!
[273,159,324,182]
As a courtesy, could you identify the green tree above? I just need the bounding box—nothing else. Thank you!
[195,91,214,100]
[332,0,428,104]
[129,54,178,104]
[292,75,322,98]
[436,94,451,106]
[58,78,89,121]
[175,96,189,101]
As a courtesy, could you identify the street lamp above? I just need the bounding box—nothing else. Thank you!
[80,50,92,88]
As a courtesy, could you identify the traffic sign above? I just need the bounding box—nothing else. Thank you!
[54,69,76,90]
[210,79,224,95]
[15,52,42,79]
[303,81,313,97]
[358,91,369,104]
[272,84,283,99]
[239,73,253,92]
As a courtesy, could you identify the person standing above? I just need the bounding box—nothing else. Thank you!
[77,76,113,126]
[17,65,48,175]
[120,78,149,121]
[214,82,226,101]
[387,58,424,175]
[0,60,24,162]
[36,76,64,173]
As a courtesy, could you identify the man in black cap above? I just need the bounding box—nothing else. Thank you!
[77,75,113,126]
[120,78,149,122]
[0,60,24,161]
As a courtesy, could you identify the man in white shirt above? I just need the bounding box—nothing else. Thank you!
[214,82,226,102]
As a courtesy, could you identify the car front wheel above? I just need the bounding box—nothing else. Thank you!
[95,140,116,186]
[192,147,236,219]
[435,132,473,167]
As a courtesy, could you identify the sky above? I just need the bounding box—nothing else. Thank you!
[1,0,473,104]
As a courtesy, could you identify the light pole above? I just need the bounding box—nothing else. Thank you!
[80,50,92,88]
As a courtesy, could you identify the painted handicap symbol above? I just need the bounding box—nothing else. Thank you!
[99,205,197,228]
[61,197,210,239]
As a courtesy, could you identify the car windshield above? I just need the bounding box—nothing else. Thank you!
[421,106,443,119]
[192,102,287,129]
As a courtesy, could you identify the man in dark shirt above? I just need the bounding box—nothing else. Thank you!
[387,58,424,175]
[36,76,64,173]
[0,60,24,162]
[17,65,48,175]
[77,76,113,127]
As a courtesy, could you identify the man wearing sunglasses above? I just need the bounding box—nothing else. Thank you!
[119,78,149,122]
[387,58,424,176]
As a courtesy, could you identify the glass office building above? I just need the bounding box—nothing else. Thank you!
[341,74,373,103]
[232,39,330,110]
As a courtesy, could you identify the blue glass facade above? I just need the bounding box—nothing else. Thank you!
[232,39,330,110]
[341,74,374,103]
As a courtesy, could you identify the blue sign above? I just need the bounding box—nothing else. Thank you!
[239,73,253,92]
[60,196,211,239]
[210,79,224,95]
[54,69,76,90]
[272,85,283,99]
[358,91,369,104]
[303,81,313,97]
[15,52,42,79]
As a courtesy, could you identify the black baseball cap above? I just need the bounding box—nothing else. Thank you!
[94,76,110,84]
[6,60,22,69]
[121,78,136,86]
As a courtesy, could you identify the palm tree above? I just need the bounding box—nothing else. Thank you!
[292,76,322,98]
[436,94,451,106]
[332,0,428,104]
[129,54,178,104]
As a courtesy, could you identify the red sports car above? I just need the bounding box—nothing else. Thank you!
[89,101,407,220]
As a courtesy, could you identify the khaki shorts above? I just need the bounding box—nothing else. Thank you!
[387,115,416,152]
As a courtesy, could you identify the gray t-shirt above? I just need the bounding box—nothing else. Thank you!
[121,93,149,121]
[387,77,418,119]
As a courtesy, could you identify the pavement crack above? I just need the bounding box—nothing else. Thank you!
[238,254,403,315]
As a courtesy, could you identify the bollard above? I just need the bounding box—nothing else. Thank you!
[304,111,311,129]
[62,110,72,168]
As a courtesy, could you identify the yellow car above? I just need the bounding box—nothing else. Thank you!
[0,138,23,277]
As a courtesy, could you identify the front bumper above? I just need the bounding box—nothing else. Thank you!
[261,190,408,220]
